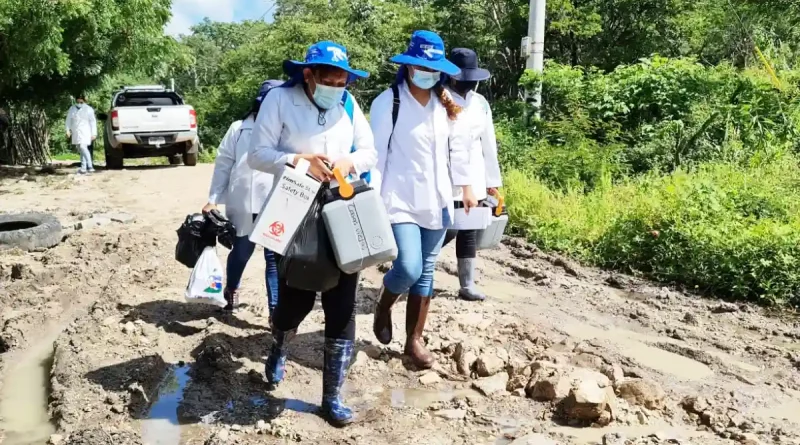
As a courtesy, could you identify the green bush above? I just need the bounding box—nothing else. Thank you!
[504,158,800,306]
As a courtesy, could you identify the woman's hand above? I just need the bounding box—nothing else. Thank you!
[487,187,498,197]
[202,203,217,214]
[332,156,355,176]
[462,186,478,214]
[295,153,332,182]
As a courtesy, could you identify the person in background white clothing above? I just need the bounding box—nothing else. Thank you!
[65,94,97,174]
[370,30,478,370]
[203,81,282,317]
[442,48,503,302]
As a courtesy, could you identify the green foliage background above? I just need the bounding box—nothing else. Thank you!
[2,0,800,304]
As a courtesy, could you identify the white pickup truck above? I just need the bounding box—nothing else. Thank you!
[98,85,200,169]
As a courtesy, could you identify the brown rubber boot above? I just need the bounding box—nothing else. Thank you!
[373,286,402,345]
[404,294,435,369]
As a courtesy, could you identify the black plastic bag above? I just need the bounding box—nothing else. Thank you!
[204,209,236,250]
[175,213,213,268]
[279,185,341,292]
[175,211,236,268]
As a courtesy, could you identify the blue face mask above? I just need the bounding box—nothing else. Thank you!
[312,81,345,110]
[411,69,440,90]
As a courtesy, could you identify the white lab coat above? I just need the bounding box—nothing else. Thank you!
[248,84,377,184]
[447,87,503,201]
[65,104,97,146]
[369,83,472,230]
[208,116,274,237]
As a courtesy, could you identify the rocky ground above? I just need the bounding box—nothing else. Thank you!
[1,163,799,445]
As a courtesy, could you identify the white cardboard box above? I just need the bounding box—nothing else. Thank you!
[249,159,321,255]
[452,206,492,231]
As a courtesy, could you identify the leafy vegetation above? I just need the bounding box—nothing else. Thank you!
[2,0,800,304]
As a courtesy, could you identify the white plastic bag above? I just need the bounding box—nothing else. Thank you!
[184,246,226,307]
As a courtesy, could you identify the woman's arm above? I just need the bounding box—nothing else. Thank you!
[368,90,394,193]
[448,111,477,209]
[480,98,503,189]
[248,91,293,174]
[206,121,241,208]
[343,98,378,174]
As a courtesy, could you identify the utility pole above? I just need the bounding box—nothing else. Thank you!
[522,0,546,117]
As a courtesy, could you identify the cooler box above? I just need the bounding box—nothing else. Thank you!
[476,196,508,250]
[322,179,398,274]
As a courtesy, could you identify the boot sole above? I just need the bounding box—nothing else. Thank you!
[324,413,356,428]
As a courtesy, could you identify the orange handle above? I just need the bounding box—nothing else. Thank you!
[495,194,505,217]
[333,168,354,199]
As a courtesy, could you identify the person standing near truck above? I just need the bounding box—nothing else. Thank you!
[203,81,283,318]
[441,48,503,302]
[65,94,97,174]
[248,41,377,426]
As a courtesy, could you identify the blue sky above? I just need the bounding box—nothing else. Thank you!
[166,0,275,36]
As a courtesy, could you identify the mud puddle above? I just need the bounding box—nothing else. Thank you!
[0,331,57,445]
[386,387,479,409]
[562,322,714,380]
[551,424,712,444]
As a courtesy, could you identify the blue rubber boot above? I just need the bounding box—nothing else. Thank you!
[264,328,296,387]
[321,338,356,427]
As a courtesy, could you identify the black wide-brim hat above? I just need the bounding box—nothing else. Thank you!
[449,48,491,81]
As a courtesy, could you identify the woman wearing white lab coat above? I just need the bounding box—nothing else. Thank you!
[65,94,97,174]
[203,81,280,316]
[442,48,503,302]
[370,30,478,370]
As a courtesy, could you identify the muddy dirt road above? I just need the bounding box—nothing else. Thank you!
[1,164,799,445]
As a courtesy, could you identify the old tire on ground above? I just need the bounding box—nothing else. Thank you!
[0,212,62,251]
[104,139,124,170]
[183,152,198,166]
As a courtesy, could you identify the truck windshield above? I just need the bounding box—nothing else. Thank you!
[114,93,182,107]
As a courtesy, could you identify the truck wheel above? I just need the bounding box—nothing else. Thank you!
[0,212,62,252]
[169,155,182,165]
[183,152,198,166]
[104,139,123,170]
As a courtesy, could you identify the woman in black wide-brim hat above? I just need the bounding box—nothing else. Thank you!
[442,48,503,302]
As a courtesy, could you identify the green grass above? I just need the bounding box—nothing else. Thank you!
[504,158,800,306]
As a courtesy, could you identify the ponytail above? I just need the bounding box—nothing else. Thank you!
[433,84,462,120]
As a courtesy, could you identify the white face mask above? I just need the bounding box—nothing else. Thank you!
[312,82,345,110]
[76,103,84,108]
[410,68,440,90]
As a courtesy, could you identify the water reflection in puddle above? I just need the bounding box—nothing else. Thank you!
[249,396,318,414]
[141,365,191,445]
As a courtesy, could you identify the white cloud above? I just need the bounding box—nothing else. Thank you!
[166,0,238,37]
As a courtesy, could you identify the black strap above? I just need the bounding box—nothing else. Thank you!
[383,85,401,176]
[391,84,400,131]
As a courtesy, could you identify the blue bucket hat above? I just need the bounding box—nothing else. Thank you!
[282,41,369,83]
[389,30,461,77]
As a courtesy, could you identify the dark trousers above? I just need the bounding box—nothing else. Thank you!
[442,229,478,259]
[272,258,359,340]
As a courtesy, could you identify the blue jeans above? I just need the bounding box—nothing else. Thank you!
[383,210,450,297]
[226,235,279,312]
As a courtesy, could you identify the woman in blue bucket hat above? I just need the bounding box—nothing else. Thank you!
[370,30,479,369]
[441,48,503,302]
[248,40,377,427]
